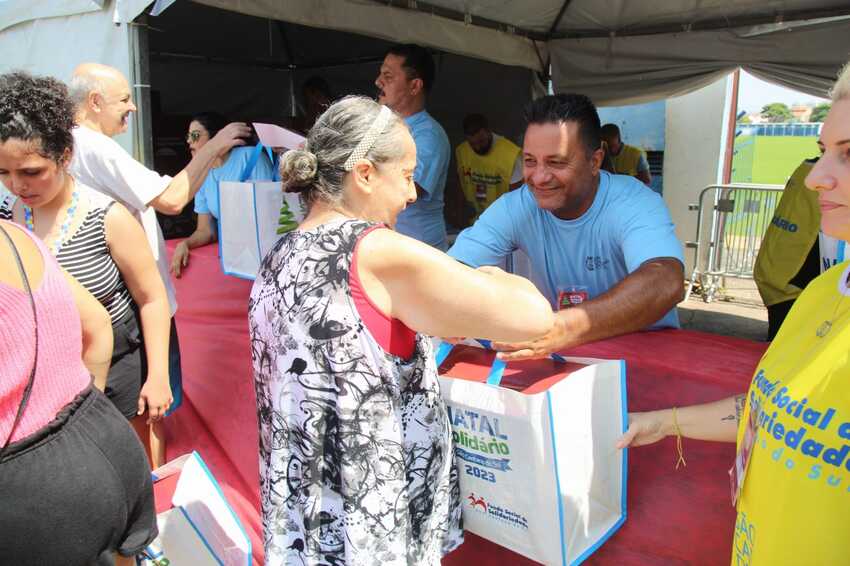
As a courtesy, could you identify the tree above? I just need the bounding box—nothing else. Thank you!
[810,103,831,123]
[761,102,793,123]
[737,114,752,124]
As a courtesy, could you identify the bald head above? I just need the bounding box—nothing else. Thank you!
[69,64,124,106]
[70,63,136,137]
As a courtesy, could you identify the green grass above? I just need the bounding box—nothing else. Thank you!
[731,136,755,184]
[732,135,820,185]
[723,136,819,250]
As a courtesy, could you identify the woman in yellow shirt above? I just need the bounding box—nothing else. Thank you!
[618,63,850,565]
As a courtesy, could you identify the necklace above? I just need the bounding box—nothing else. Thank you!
[815,274,850,338]
[22,187,80,254]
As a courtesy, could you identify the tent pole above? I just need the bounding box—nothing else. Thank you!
[289,70,297,119]
[275,21,295,66]
[383,0,545,40]
[550,6,850,39]
[722,69,740,184]
[128,18,154,169]
[547,0,574,37]
[273,20,298,118]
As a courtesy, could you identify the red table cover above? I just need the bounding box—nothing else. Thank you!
[161,242,768,565]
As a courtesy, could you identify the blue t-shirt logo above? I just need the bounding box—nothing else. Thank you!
[585,256,610,271]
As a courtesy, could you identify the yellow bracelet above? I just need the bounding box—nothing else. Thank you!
[672,406,687,470]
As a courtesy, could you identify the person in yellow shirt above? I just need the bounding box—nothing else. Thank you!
[617,61,850,566]
[455,113,523,221]
[753,159,821,340]
[600,123,651,185]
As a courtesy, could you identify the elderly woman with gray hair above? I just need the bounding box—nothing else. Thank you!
[248,96,554,566]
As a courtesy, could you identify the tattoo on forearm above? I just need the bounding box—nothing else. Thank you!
[721,394,747,423]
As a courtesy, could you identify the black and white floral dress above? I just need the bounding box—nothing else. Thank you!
[248,219,463,566]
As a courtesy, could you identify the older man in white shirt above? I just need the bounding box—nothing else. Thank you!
[67,62,250,465]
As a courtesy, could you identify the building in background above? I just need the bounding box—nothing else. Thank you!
[790,104,813,122]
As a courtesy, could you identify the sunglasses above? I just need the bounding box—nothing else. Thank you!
[186,130,206,143]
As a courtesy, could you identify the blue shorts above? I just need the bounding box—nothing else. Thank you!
[166,317,183,416]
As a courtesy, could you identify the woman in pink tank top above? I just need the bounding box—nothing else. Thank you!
[0,207,156,562]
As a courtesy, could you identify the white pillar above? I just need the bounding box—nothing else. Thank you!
[663,74,732,276]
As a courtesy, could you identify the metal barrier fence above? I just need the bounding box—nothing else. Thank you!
[685,183,784,302]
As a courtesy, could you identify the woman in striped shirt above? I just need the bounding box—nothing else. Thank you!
[0,72,171,445]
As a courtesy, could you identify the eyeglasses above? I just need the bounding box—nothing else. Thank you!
[186,130,205,143]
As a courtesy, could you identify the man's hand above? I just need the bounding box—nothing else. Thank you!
[210,122,252,156]
[486,309,572,362]
[494,258,683,356]
[170,241,189,278]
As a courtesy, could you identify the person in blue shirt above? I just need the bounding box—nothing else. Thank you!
[171,112,276,277]
[375,44,449,250]
[448,94,685,360]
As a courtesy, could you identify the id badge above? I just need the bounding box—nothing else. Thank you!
[557,285,588,310]
[729,408,758,506]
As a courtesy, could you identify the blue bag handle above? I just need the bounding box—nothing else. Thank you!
[239,144,274,182]
[435,339,566,387]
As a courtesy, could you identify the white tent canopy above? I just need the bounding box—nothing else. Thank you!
[0,0,104,30]
[184,0,547,73]
[549,16,850,105]
[164,0,850,105]
[169,1,850,103]
[2,0,850,105]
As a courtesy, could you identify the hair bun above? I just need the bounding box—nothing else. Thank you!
[279,149,317,192]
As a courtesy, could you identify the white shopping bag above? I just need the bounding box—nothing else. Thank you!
[141,452,252,566]
[142,508,221,566]
[219,180,304,280]
[437,342,627,566]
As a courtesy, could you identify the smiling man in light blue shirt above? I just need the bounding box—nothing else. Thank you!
[376,44,449,250]
[449,94,684,360]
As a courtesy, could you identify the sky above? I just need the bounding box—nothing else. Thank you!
[737,70,828,115]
